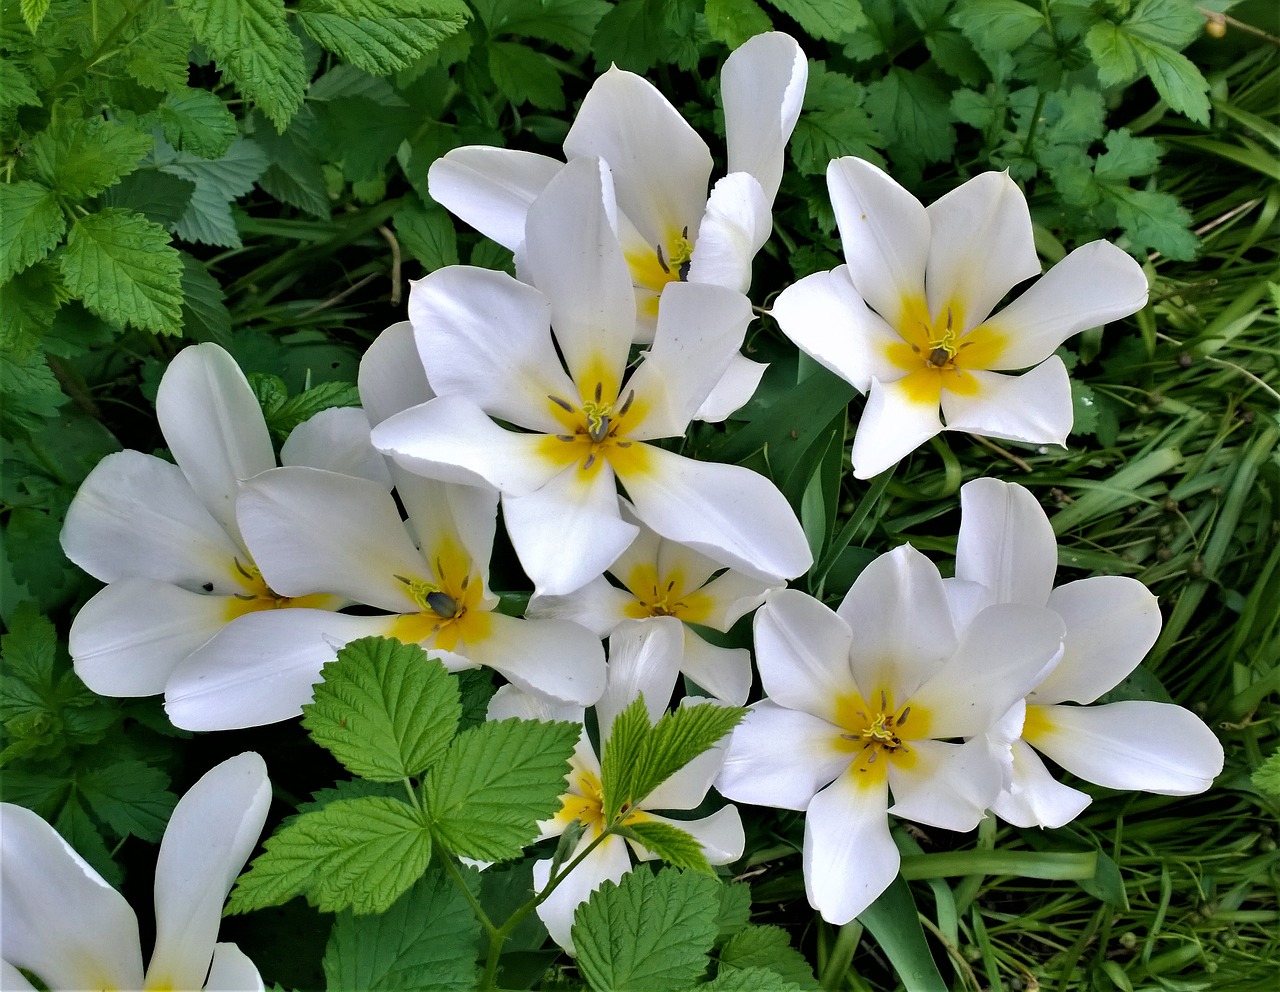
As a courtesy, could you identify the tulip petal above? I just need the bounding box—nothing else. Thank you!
[1026,701,1223,795]
[427,146,561,251]
[803,769,898,925]
[722,31,806,205]
[693,353,768,423]
[280,407,392,488]
[680,631,753,706]
[940,358,1073,446]
[685,173,771,294]
[955,477,1057,608]
[596,617,685,733]
[358,320,434,427]
[639,807,744,865]
[753,589,857,724]
[718,700,850,810]
[851,375,944,480]
[690,566,776,631]
[990,740,1091,829]
[982,241,1149,370]
[886,738,1001,832]
[0,803,144,992]
[526,576,632,637]
[147,753,270,992]
[534,833,632,953]
[464,612,606,707]
[203,943,265,991]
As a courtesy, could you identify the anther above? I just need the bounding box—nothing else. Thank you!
[618,389,635,416]
[234,558,254,580]
[548,394,575,413]
[556,433,574,442]
[655,244,669,274]
[425,590,461,619]
[594,382,603,403]
[583,452,597,470]
[898,706,911,726]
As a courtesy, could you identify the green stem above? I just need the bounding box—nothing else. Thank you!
[439,852,498,936]
[808,465,895,595]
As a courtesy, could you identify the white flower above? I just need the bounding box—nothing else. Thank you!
[771,158,1150,478]
[717,545,1065,924]
[489,619,743,952]
[0,752,270,991]
[950,478,1225,828]
[60,344,343,704]
[372,156,811,597]
[429,31,807,418]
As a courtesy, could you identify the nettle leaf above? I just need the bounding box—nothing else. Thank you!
[718,925,820,989]
[629,702,745,813]
[59,209,184,335]
[600,696,651,822]
[473,0,607,51]
[765,0,864,42]
[0,181,66,283]
[591,0,697,74]
[253,107,331,219]
[865,66,955,171]
[1105,186,1197,260]
[125,3,195,93]
[0,602,57,687]
[296,0,469,76]
[24,118,154,201]
[715,881,752,939]
[705,0,772,49]
[20,0,52,34]
[159,90,239,158]
[0,60,41,109]
[0,345,68,435]
[423,716,579,862]
[228,796,433,915]
[179,252,232,346]
[302,637,462,783]
[572,866,721,992]
[394,200,459,272]
[77,760,178,842]
[702,968,809,991]
[153,134,270,247]
[621,820,711,873]
[322,864,480,991]
[950,0,1043,53]
[175,0,307,130]
[1251,750,1280,801]
[488,41,566,110]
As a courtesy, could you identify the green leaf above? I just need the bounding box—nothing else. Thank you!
[175,0,308,130]
[572,866,721,992]
[1105,186,1198,260]
[715,881,753,939]
[77,760,177,842]
[302,637,462,783]
[865,66,955,169]
[600,696,651,821]
[718,925,821,989]
[159,90,239,158]
[765,0,864,41]
[1251,750,1280,801]
[473,0,608,51]
[0,181,66,284]
[252,107,332,218]
[790,63,882,174]
[0,343,68,434]
[24,118,154,200]
[626,702,745,815]
[20,0,52,34]
[101,170,198,227]
[153,135,270,248]
[857,875,948,992]
[705,0,772,48]
[1071,379,1100,437]
[0,59,41,108]
[296,0,469,75]
[621,820,712,873]
[228,796,433,915]
[488,41,565,110]
[125,4,196,93]
[178,252,232,346]
[55,793,123,889]
[591,0,696,74]
[950,0,1043,53]
[394,200,458,271]
[702,968,809,991]
[322,864,480,991]
[0,602,57,686]
[1133,39,1210,124]
[424,716,579,861]
[59,209,185,335]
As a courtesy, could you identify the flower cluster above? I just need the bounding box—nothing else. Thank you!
[40,28,1225,968]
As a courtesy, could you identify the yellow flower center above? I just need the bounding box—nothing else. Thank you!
[834,689,924,777]
[541,377,650,478]
[556,767,649,836]
[882,297,1007,405]
[621,565,713,624]
[625,227,695,318]
[223,556,335,621]
[388,543,491,652]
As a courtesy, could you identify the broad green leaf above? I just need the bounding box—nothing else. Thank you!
[253,107,332,219]
[1086,20,1140,86]
[322,864,480,991]
[718,925,820,989]
[76,760,177,842]
[473,0,607,51]
[766,0,863,41]
[175,0,308,130]
[228,796,432,915]
[865,66,955,169]
[702,968,809,991]
[124,3,195,93]
[20,0,51,33]
[302,637,461,783]
[101,171,198,227]
[1134,39,1210,124]
[394,200,458,272]
[591,0,677,73]
[705,0,772,48]
[1071,380,1100,437]
[153,135,269,248]
[265,381,362,439]
[0,182,65,283]
[159,90,239,158]
[0,602,57,686]
[1251,750,1280,801]
[178,252,232,346]
[857,875,948,992]
[1104,186,1198,260]
[0,60,40,108]
[55,793,123,888]
[950,0,1042,52]
[628,702,745,810]
[0,340,68,435]
[572,866,721,992]
[715,881,753,939]
[600,696,651,822]
[424,717,579,862]
[59,209,185,335]
[296,0,469,75]
[488,41,566,110]
[24,118,153,200]
[791,64,882,174]
[621,820,711,873]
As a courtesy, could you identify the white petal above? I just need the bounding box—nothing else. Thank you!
[941,576,997,631]
[693,353,768,423]
[203,943,264,991]
[373,396,564,495]
[502,466,637,597]
[526,577,632,637]
[237,467,421,610]
[280,407,392,488]
[0,803,144,991]
[770,266,901,393]
[691,566,777,631]
[525,157,636,389]
[982,241,1149,370]
[886,737,1001,831]
[1027,701,1223,795]
[641,806,744,865]
[596,616,685,735]
[164,610,394,730]
[940,358,1072,446]
[69,580,234,697]
[61,450,241,588]
[909,603,1064,740]
[620,446,812,583]
[534,833,631,954]
[827,157,929,332]
[851,376,943,480]
[924,171,1040,332]
[722,31,807,205]
[641,707,727,812]
[753,589,856,725]
[1035,576,1163,704]
[397,473,500,601]
[679,632,752,706]
[563,67,711,249]
[463,613,606,707]
[1,961,36,991]
[836,544,956,703]
[486,683,585,726]
[803,770,898,925]
[685,173,771,294]
[409,267,574,433]
[717,701,850,810]
[156,344,274,547]
[990,740,1091,829]
[427,146,562,251]
[358,319,434,427]
[147,753,270,992]
[955,478,1057,608]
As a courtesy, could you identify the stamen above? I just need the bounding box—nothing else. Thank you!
[234,557,254,580]
[583,452,597,470]
[898,706,911,726]
[556,433,574,442]
[548,394,575,413]
[616,441,632,448]
[594,382,603,403]
[655,244,670,274]
[618,389,635,416]
[425,590,461,619]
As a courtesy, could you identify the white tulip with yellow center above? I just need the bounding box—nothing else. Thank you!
[60,344,343,703]
[0,752,269,991]
[488,618,744,952]
[771,157,1150,478]
[372,156,811,597]
[528,503,779,704]
[716,544,1066,924]
[950,478,1225,828]
[428,31,806,419]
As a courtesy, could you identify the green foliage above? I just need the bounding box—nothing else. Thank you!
[295,0,469,76]
[0,182,65,284]
[1251,749,1280,801]
[620,819,712,873]
[717,925,820,989]
[247,373,361,440]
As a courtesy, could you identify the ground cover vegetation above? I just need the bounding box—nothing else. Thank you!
[1,0,1277,989]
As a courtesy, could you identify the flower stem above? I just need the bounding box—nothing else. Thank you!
[808,465,895,596]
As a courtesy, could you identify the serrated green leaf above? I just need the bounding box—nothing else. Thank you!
[125,4,195,93]
[77,760,177,842]
[59,208,184,335]
[1251,750,1280,801]
[100,170,198,228]
[153,135,269,247]
[790,106,882,175]
[55,793,123,888]
[228,796,432,915]
[0,601,57,686]
[766,0,863,41]
[318,97,418,182]
[1133,37,1210,124]
[865,66,955,169]
[175,0,307,130]
[718,925,820,989]
[0,59,41,108]
[20,0,52,33]
[1086,21,1141,85]
[0,181,65,283]
[715,881,752,939]
[302,637,462,783]
[252,107,332,218]
[322,864,480,991]
[950,0,1043,52]
[177,252,232,345]
[1071,379,1100,437]
[488,41,565,110]
[572,866,721,992]
[601,696,651,822]
[590,0,674,73]
[627,702,745,812]
[473,0,607,51]
[267,381,362,439]
[0,344,68,435]
[621,819,712,873]
[296,0,469,76]
[1105,185,1198,260]
[395,201,458,271]
[703,967,809,991]
[424,717,579,861]
[159,90,239,158]
[705,0,771,47]
[24,118,154,200]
